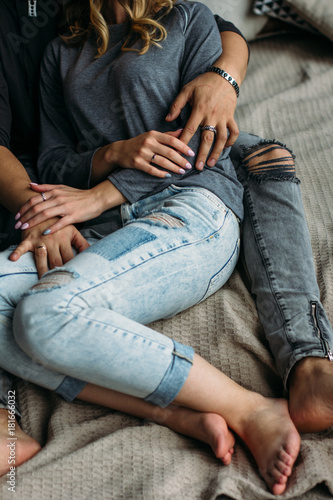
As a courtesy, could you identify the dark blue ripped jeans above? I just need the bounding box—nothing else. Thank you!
[231,132,333,389]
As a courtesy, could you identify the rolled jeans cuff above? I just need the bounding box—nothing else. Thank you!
[144,341,194,408]
[54,376,87,402]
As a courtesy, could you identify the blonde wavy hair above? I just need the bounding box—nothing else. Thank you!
[62,0,176,57]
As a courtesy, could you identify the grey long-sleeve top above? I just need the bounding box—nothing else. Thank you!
[38,1,244,237]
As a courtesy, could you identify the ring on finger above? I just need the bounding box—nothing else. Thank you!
[201,125,217,134]
[150,153,157,164]
[41,192,47,202]
[36,245,47,252]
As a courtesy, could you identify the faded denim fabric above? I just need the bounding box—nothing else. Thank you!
[231,132,333,388]
[1,186,239,407]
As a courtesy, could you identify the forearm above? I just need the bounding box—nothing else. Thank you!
[90,145,118,186]
[91,179,127,211]
[0,146,36,213]
[215,31,249,86]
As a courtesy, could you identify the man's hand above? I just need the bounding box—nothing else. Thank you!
[9,220,89,278]
[166,72,239,170]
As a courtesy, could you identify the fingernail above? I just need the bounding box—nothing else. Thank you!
[185,162,192,170]
[15,221,22,230]
[15,212,21,220]
[197,162,204,170]
[166,114,172,120]
[207,159,216,167]
[179,168,186,175]
[43,229,51,235]
[21,223,29,230]
[29,182,38,185]
[187,149,195,157]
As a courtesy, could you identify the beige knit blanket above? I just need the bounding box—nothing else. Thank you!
[1,34,332,500]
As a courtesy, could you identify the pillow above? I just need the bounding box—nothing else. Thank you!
[253,0,319,34]
[283,0,333,41]
[194,0,269,41]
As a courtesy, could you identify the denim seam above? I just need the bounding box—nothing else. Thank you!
[168,185,229,213]
[144,341,194,407]
[172,349,193,364]
[244,187,294,355]
[65,223,231,308]
[122,185,228,226]
[0,271,36,278]
[52,309,173,351]
[196,236,240,305]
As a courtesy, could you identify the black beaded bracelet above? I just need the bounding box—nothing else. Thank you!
[206,66,240,98]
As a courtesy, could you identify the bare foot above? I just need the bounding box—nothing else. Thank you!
[0,410,41,477]
[239,398,300,496]
[151,406,235,465]
[289,357,333,433]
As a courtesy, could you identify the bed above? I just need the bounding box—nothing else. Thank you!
[1,1,332,498]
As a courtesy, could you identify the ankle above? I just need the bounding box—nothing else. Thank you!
[290,356,330,389]
[231,392,267,436]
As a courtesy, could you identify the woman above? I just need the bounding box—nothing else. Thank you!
[2,0,301,494]
[0,0,251,478]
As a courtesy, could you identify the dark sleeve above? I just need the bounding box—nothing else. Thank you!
[38,42,96,188]
[0,60,11,149]
[214,14,250,59]
[0,62,20,250]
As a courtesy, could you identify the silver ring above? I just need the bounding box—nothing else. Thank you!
[202,125,217,134]
[41,192,47,202]
[36,245,47,251]
[150,153,157,164]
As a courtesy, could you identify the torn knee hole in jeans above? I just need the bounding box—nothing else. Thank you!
[142,212,185,228]
[30,270,75,292]
[242,141,299,183]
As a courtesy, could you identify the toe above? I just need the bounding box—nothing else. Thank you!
[275,458,291,477]
[267,461,288,485]
[221,452,233,466]
[272,481,288,496]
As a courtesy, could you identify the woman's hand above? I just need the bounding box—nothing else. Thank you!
[96,129,195,182]
[14,181,126,235]
[9,220,89,278]
[165,73,239,170]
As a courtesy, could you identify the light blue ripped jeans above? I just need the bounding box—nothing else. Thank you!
[0,185,240,408]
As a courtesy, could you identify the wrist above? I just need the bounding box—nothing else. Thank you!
[213,63,242,88]
[206,66,240,98]
[12,186,39,215]
[91,180,126,212]
[90,144,119,186]
[102,142,122,168]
